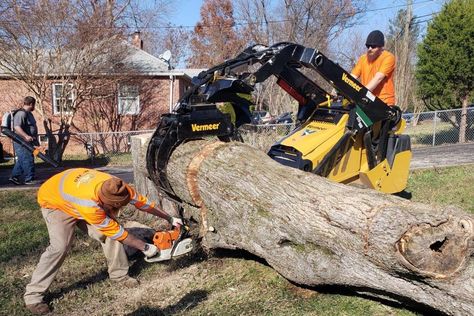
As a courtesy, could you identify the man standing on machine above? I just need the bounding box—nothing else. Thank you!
[351,30,396,106]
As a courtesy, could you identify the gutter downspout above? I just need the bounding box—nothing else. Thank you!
[169,75,175,113]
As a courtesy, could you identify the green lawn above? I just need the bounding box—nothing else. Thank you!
[407,164,474,213]
[1,165,472,315]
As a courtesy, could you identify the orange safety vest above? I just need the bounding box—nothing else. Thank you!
[37,168,156,241]
[351,50,396,106]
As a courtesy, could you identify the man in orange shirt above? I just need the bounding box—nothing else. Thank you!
[24,168,183,314]
[351,30,396,106]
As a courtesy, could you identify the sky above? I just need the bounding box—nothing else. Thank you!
[170,0,446,36]
[162,0,446,67]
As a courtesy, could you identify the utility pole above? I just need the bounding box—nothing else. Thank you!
[395,0,413,111]
[403,0,412,110]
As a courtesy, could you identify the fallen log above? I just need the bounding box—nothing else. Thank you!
[132,136,474,315]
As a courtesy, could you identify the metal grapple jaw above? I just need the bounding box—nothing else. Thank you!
[146,104,237,201]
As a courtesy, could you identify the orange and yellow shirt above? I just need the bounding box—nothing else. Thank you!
[38,168,157,241]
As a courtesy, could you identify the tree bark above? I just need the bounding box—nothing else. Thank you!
[132,136,474,315]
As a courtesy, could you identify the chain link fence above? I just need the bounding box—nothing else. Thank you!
[0,130,155,166]
[69,130,155,163]
[1,107,473,165]
[241,107,474,151]
[402,107,474,147]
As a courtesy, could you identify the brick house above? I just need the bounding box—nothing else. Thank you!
[0,33,200,158]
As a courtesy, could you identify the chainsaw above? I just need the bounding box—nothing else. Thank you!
[145,224,193,263]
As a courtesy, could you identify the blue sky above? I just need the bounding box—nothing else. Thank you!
[170,0,445,35]
[171,0,203,27]
[164,0,445,67]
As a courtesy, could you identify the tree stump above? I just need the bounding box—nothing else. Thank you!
[131,135,474,315]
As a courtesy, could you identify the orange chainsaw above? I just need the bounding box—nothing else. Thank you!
[145,225,193,263]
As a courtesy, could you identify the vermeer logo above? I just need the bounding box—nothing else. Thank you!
[342,73,362,92]
[191,123,220,132]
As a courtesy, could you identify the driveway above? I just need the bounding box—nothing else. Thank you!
[0,165,133,191]
[411,143,474,169]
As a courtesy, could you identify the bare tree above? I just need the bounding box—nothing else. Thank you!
[235,0,275,46]
[155,25,191,68]
[72,78,163,154]
[231,0,368,115]
[187,0,246,68]
[0,0,170,161]
[333,31,365,71]
[385,1,425,117]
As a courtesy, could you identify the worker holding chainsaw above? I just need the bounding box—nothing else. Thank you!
[24,168,183,315]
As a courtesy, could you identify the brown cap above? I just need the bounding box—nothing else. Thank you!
[98,178,131,208]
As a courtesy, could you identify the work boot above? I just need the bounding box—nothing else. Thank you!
[8,177,22,185]
[112,275,139,288]
[25,302,51,315]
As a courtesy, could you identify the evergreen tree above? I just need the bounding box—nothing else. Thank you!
[416,0,474,142]
[416,0,474,110]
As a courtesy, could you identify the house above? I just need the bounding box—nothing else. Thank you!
[0,32,201,157]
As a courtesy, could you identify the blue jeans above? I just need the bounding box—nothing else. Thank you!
[12,142,35,181]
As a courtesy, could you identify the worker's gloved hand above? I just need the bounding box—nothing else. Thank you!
[169,217,183,227]
[142,243,159,258]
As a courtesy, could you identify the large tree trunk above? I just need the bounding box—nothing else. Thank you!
[132,136,474,315]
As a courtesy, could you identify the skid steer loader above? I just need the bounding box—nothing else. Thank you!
[146,42,411,200]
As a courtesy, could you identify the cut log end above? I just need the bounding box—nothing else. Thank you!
[396,217,474,278]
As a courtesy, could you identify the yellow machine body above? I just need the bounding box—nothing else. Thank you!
[269,102,412,194]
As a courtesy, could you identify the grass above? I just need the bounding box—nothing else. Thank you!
[407,164,474,213]
[1,165,473,315]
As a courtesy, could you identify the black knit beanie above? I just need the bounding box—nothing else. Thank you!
[366,30,385,47]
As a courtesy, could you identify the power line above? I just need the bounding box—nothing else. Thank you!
[0,0,437,31]
[412,11,441,19]
[411,18,434,26]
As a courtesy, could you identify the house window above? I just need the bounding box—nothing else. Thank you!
[52,83,75,115]
[118,84,140,115]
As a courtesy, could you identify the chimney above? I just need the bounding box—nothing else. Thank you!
[131,31,143,49]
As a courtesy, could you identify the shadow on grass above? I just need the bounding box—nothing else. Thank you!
[126,290,208,316]
[208,248,447,316]
[306,284,447,316]
[44,269,109,302]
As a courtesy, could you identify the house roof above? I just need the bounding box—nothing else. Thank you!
[123,44,171,75]
[0,42,194,80]
[173,68,207,79]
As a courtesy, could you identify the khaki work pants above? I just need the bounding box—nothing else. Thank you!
[24,208,129,305]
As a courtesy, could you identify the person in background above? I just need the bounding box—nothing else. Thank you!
[24,168,183,314]
[9,96,39,185]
